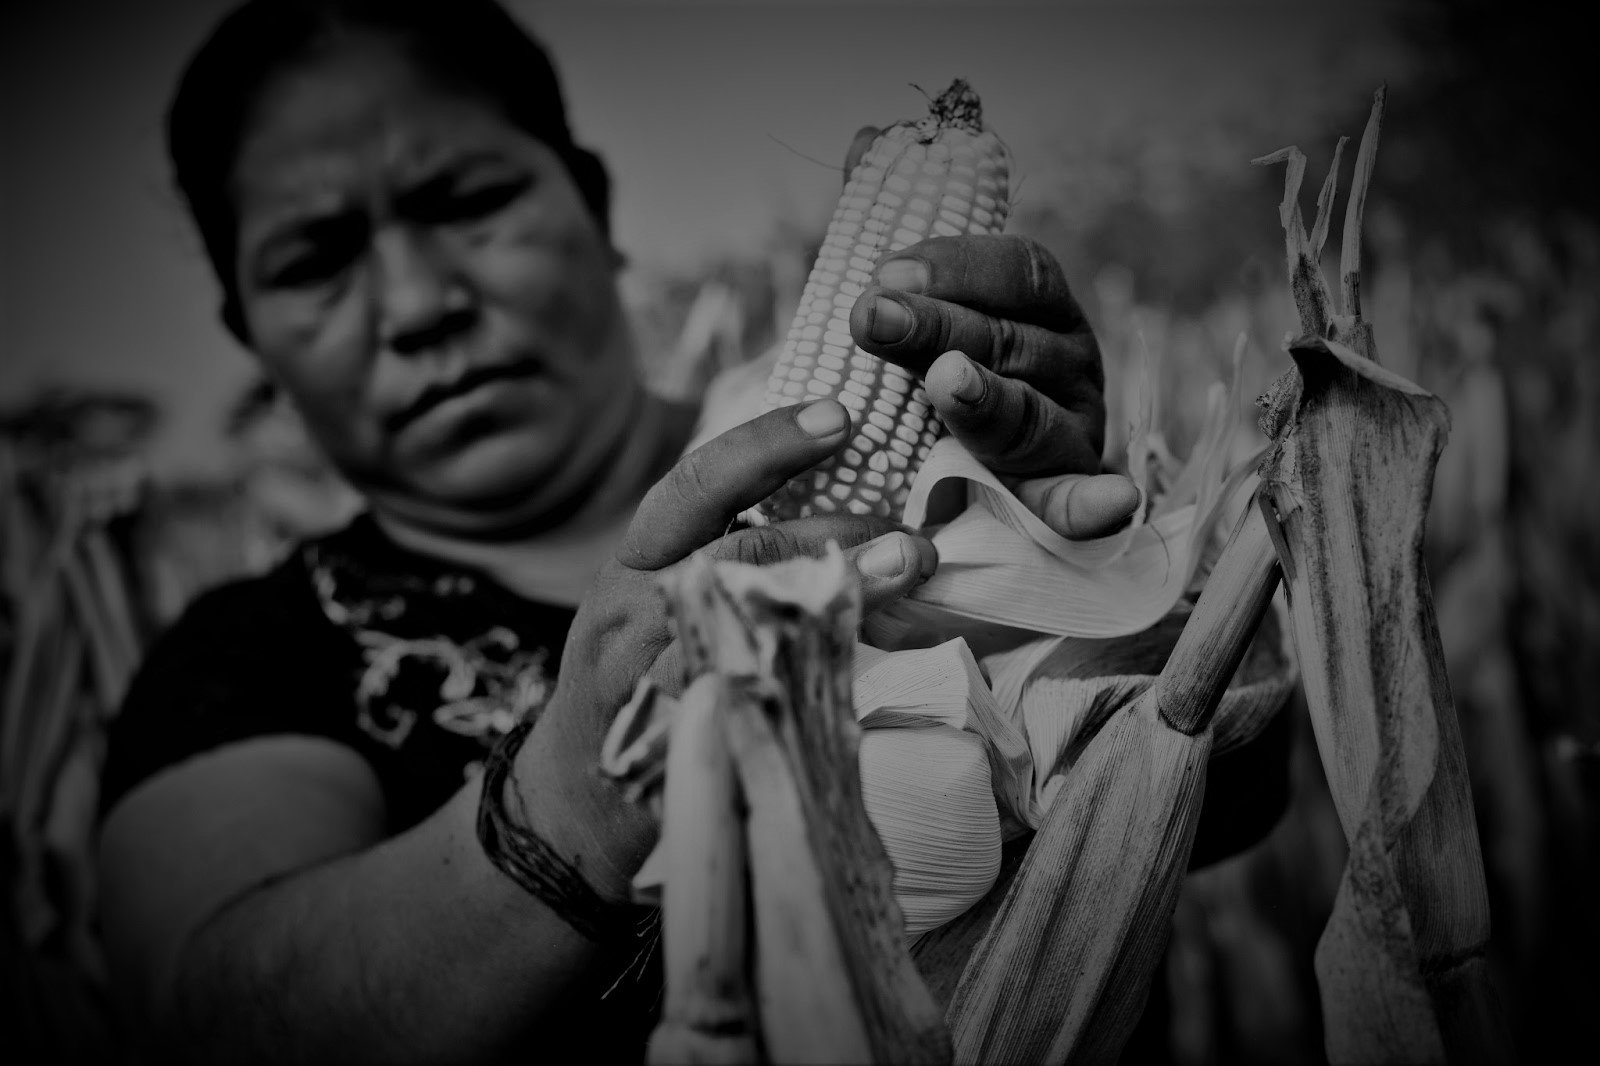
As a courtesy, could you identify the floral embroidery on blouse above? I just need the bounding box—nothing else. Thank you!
[304,539,558,754]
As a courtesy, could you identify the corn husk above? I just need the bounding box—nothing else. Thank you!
[667,547,951,1065]
[857,726,1000,936]
[989,598,1295,827]
[949,696,1213,1064]
[646,673,759,1065]
[863,336,1259,655]
[603,550,956,1061]
[943,501,1285,1064]
[622,638,1021,937]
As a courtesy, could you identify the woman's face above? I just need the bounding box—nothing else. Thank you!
[230,35,636,534]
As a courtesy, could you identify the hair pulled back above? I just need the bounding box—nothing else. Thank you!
[166,0,612,339]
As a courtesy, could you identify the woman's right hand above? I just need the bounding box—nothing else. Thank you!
[512,398,938,902]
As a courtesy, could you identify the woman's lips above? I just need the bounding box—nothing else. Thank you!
[386,361,544,433]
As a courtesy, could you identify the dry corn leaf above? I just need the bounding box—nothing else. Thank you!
[1253,87,1510,1064]
[945,502,1285,1064]
[1263,333,1507,1065]
[948,696,1212,1064]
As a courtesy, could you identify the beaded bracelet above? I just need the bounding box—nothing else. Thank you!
[475,718,646,947]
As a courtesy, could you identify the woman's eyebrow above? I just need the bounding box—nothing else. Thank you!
[238,177,359,248]
[391,151,525,214]
[395,147,519,187]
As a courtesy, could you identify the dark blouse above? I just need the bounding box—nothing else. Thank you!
[103,513,576,827]
[101,512,660,1059]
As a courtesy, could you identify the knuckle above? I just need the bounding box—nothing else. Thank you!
[667,447,716,510]
[995,387,1048,470]
[985,315,1020,373]
[1018,236,1059,293]
[725,526,801,566]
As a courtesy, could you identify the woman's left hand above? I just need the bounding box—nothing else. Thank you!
[841,128,1140,541]
[852,233,1139,539]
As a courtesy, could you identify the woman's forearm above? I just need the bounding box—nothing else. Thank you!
[155,780,621,1064]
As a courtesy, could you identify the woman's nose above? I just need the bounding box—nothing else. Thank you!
[373,227,474,354]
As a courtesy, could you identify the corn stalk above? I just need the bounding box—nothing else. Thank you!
[603,547,950,1065]
[1252,89,1511,1064]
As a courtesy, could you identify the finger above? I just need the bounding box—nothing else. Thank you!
[709,513,902,567]
[713,521,937,616]
[646,528,936,697]
[852,287,1101,403]
[868,234,1089,335]
[843,125,881,181]
[1014,473,1143,540]
[848,530,938,615]
[619,400,851,572]
[924,350,1105,476]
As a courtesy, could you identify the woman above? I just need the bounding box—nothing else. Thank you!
[95,1,1143,1061]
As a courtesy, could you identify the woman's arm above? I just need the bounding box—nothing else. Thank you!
[99,735,614,1064]
[97,403,939,1064]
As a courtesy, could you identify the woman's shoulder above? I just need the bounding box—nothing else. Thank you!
[156,515,370,649]
[99,522,366,814]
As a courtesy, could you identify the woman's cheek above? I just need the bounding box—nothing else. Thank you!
[473,208,612,327]
[248,288,384,460]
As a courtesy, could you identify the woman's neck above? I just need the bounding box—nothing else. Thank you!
[374,388,699,606]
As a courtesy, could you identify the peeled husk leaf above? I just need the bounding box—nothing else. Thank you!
[858,726,1000,936]
[863,336,1260,655]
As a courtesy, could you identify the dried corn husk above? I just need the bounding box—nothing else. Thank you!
[946,497,1286,1065]
[620,638,1019,936]
[863,336,1259,655]
[991,598,1296,826]
[620,606,1294,944]
[669,547,951,1065]
[858,726,1000,936]
[646,673,759,1065]
[853,638,1032,831]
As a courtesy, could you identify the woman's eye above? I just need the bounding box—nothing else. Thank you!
[440,178,529,222]
[265,245,352,288]
[258,217,364,289]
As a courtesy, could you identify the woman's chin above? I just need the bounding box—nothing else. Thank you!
[389,426,604,529]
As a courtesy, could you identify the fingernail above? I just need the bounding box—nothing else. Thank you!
[1091,474,1143,517]
[875,257,928,293]
[796,399,848,438]
[859,534,909,579]
[867,297,911,344]
[949,352,985,403]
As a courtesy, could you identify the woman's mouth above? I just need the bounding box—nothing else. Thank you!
[387,361,544,433]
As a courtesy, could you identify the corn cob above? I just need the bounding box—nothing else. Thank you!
[749,79,1012,524]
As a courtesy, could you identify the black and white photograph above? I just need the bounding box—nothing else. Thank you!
[3,1,1595,1062]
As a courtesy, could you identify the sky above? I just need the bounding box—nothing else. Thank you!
[1,0,1408,477]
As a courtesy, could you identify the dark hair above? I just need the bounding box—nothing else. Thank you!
[166,0,612,341]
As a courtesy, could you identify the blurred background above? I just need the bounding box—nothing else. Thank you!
[2,0,1595,1062]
